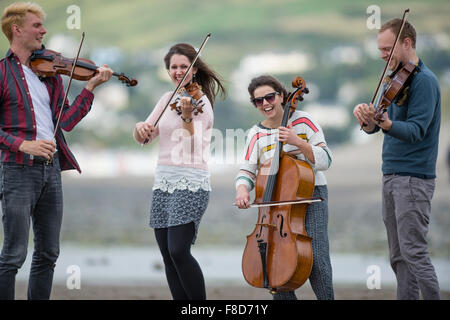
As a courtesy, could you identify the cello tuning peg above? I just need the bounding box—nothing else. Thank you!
[304,88,309,94]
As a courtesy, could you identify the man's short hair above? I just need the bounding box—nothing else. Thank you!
[379,18,417,49]
[1,2,45,43]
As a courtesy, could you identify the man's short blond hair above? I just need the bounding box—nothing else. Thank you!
[1,2,45,43]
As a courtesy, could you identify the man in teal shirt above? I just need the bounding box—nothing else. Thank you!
[353,18,441,300]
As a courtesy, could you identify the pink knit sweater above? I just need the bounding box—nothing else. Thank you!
[144,92,214,170]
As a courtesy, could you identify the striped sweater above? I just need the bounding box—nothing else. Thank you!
[0,49,94,172]
[236,110,332,191]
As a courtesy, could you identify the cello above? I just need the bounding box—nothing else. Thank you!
[241,76,320,293]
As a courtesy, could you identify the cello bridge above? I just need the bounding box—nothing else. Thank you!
[256,223,276,228]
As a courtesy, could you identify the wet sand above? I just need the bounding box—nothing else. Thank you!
[14,281,450,300]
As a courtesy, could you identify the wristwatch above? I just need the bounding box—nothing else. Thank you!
[181,115,192,123]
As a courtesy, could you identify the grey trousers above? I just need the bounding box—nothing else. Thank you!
[382,174,440,300]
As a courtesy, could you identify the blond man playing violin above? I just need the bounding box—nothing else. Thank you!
[0,2,112,299]
[353,18,441,300]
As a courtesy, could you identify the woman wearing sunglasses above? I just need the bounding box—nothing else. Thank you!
[235,75,334,300]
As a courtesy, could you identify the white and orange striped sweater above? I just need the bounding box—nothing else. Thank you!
[235,110,332,191]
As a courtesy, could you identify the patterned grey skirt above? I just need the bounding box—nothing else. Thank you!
[149,188,210,244]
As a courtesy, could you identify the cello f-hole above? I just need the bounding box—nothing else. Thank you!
[256,215,266,238]
[277,214,288,238]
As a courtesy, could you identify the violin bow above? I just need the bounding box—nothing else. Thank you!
[52,31,86,140]
[361,9,409,128]
[142,33,211,145]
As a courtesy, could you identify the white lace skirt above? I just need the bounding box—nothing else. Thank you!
[152,165,211,193]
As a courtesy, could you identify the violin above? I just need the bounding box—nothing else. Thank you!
[242,76,320,293]
[30,47,138,87]
[170,81,206,116]
[373,61,418,122]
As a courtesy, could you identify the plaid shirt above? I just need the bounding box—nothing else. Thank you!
[0,49,94,173]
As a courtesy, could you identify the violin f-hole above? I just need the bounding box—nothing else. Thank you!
[53,63,68,71]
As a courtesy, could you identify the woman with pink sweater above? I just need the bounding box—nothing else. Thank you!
[133,43,225,300]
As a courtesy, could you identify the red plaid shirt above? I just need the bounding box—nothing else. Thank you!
[0,49,94,173]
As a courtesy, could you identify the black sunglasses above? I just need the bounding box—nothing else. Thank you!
[251,92,280,107]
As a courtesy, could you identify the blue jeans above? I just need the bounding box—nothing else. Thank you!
[0,159,63,300]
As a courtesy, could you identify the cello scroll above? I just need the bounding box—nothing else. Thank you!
[284,76,309,111]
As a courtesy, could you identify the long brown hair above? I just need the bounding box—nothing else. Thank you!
[164,43,226,107]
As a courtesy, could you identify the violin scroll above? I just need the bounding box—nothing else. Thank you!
[116,73,138,87]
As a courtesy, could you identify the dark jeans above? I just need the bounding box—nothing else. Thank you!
[0,159,63,300]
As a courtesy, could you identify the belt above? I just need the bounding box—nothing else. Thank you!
[33,151,58,165]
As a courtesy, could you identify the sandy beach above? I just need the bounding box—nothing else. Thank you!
[12,281,450,300]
